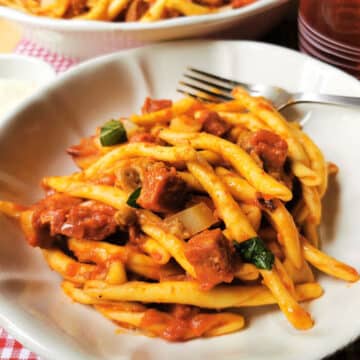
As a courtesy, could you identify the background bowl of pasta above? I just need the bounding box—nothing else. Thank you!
[0,40,360,360]
[0,0,290,58]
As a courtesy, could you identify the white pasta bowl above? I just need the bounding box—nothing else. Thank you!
[0,0,289,59]
[0,40,360,360]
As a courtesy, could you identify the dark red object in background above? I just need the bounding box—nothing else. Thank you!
[300,0,360,47]
[298,0,360,78]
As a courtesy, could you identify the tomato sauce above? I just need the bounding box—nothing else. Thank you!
[66,262,81,277]
[139,305,226,341]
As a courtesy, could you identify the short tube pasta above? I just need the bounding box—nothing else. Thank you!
[85,280,323,309]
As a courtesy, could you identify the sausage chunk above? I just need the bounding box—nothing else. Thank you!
[249,130,288,171]
[29,194,117,247]
[137,162,187,213]
[60,200,117,241]
[29,194,82,247]
[184,229,234,290]
[141,97,172,114]
[198,110,230,137]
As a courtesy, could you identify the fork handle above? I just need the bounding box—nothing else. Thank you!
[282,93,360,110]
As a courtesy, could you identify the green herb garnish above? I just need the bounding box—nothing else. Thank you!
[100,120,127,146]
[234,237,274,270]
[127,187,142,208]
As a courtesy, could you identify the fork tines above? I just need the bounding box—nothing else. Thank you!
[177,67,236,103]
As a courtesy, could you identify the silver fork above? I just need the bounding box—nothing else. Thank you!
[177,67,360,111]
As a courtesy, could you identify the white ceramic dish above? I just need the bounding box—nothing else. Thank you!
[0,0,289,59]
[0,54,56,119]
[0,54,55,83]
[0,40,360,360]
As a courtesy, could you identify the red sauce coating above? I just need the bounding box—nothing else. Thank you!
[129,132,156,143]
[125,0,149,21]
[198,110,230,137]
[141,97,172,114]
[66,262,81,277]
[184,229,234,290]
[249,130,288,171]
[231,0,256,8]
[67,136,101,169]
[140,305,222,341]
[92,174,117,186]
[64,0,87,16]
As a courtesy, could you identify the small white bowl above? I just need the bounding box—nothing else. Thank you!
[0,54,56,119]
[0,54,56,84]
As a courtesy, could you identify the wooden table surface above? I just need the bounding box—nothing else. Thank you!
[0,19,22,53]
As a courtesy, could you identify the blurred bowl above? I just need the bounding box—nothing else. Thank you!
[0,54,55,83]
[0,54,56,119]
[0,0,290,59]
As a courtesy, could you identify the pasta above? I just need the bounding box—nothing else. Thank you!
[0,0,257,22]
[0,90,358,341]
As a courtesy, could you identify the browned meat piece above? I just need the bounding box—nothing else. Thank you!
[141,97,172,114]
[67,136,101,169]
[60,200,117,241]
[249,130,288,172]
[125,0,149,21]
[29,194,117,247]
[184,229,234,290]
[137,162,187,213]
[29,194,82,247]
[198,110,230,137]
[129,132,156,143]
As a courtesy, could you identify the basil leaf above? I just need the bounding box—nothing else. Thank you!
[100,120,127,146]
[127,187,142,208]
[233,237,274,270]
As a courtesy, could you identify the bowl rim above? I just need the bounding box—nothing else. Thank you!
[0,0,288,32]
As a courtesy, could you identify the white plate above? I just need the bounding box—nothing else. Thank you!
[0,0,289,59]
[0,40,360,360]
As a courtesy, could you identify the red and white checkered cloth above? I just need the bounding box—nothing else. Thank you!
[0,328,39,360]
[0,38,78,360]
[14,38,78,73]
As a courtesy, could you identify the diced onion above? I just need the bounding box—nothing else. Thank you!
[164,202,218,239]
[120,118,140,137]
